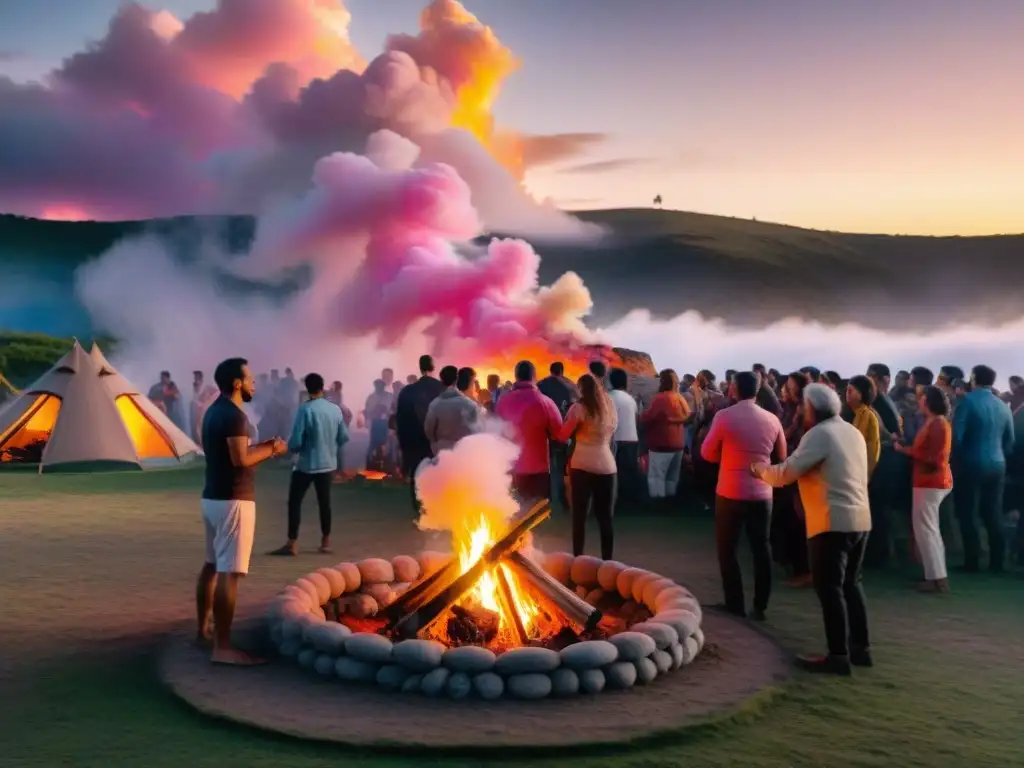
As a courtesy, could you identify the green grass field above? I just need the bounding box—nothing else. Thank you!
[1,465,1022,767]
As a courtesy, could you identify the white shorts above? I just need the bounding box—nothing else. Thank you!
[202,499,256,574]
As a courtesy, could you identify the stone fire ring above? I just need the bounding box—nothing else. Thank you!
[267,552,708,700]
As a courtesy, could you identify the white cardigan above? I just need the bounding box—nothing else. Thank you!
[761,416,872,538]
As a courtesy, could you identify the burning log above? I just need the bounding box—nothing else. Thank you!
[389,501,552,639]
[495,565,528,646]
[504,551,603,633]
[446,603,500,646]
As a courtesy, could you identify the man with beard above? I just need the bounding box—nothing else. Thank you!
[395,355,445,511]
[196,358,287,665]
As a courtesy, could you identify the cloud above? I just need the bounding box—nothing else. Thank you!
[558,157,652,175]
[520,132,607,168]
[0,0,599,240]
[0,50,24,63]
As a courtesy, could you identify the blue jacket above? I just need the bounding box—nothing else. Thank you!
[952,387,1014,471]
[288,396,349,474]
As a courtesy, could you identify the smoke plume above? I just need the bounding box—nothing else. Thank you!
[0,0,602,240]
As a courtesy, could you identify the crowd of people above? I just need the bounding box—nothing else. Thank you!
[185,352,1022,671]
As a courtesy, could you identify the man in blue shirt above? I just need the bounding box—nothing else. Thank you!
[268,373,349,556]
[952,364,1015,572]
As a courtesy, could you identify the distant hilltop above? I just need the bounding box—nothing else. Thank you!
[2,208,1023,332]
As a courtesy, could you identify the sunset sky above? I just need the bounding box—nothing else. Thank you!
[1,0,1022,235]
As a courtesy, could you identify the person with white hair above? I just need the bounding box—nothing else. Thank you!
[750,383,873,676]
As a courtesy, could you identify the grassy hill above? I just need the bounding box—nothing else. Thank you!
[2,208,1023,337]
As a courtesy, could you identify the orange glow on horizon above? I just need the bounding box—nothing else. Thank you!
[40,205,91,222]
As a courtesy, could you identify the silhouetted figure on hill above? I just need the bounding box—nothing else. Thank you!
[653,194,662,208]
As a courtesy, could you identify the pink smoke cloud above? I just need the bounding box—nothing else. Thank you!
[0,0,604,240]
[242,130,595,358]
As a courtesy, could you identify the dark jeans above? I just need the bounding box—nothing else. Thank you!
[715,496,773,615]
[865,447,899,567]
[549,443,569,510]
[570,469,617,559]
[614,441,640,510]
[771,486,809,576]
[808,531,870,658]
[403,451,430,513]
[954,465,1006,571]
[287,470,333,540]
[513,472,551,504]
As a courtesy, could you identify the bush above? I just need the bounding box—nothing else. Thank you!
[0,331,117,389]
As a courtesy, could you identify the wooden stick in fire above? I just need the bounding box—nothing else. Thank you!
[389,500,552,638]
[503,550,603,632]
[494,563,529,646]
[381,498,550,624]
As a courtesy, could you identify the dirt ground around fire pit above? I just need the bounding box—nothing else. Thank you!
[158,611,788,749]
[1,464,1024,767]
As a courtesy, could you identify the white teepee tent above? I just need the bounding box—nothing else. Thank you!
[0,341,201,472]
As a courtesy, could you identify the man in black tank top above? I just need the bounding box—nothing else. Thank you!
[196,357,287,666]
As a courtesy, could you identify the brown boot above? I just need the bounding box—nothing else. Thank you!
[935,578,951,593]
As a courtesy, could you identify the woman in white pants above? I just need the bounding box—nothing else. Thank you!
[640,370,690,499]
[895,385,954,593]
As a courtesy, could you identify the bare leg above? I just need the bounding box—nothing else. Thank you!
[195,562,216,644]
[210,572,264,665]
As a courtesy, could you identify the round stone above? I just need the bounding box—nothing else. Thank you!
[569,555,603,587]
[678,598,703,623]
[507,673,553,700]
[630,621,680,650]
[269,622,284,646]
[420,667,451,698]
[360,582,396,606]
[669,642,684,670]
[278,586,313,610]
[334,656,378,683]
[472,672,504,700]
[652,609,700,641]
[559,640,619,670]
[575,585,589,598]
[578,668,606,694]
[281,617,305,642]
[302,572,332,605]
[331,562,362,593]
[316,567,347,599]
[345,633,393,664]
[417,550,452,578]
[293,578,321,607]
[641,577,677,609]
[605,661,638,689]
[401,674,423,694]
[615,568,647,600]
[312,607,326,622]
[684,635,700,664]
[693,627,705,653]
[297,648,317,670]
[301,619,326,646]
[446,671,472,699]
[392,639,445,672]
[651,649,673,674]
[357,558,394,584]
[550,668,580,697]
[596,560,627,591]
[314,653,336,677]
[391,554,421,583]
[276,598,309,622]
[609,631,658,662]
[443,645,497,674]
[654,587,692,613]
[312,622,352,654]
[541,551,574,585]
[345,594,379,618]
[634,657,658,684]
[279,639,302,658]
[631,572,662,604]
[376,664,412,691]
[584,588,607,607]
[619,600,640,619]
[493,647,561,675]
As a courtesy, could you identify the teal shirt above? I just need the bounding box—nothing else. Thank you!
[287,396,349,474]
[951,388,1014,471]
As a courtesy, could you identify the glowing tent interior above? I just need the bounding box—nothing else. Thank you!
[0,341,201,472]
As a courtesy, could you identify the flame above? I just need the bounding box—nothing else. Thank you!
[358,469,389,480]
[456,512,541,639]
[472,340,621,384]
[417,0,525,178]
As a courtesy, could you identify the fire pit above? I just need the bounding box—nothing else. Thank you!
[266,503,705,700]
